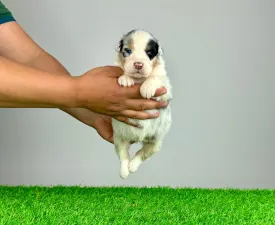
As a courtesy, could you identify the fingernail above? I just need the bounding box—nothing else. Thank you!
[160,101,168,108]
[132,122,143,128]
[152,112,159,117]
[160,87,166,94]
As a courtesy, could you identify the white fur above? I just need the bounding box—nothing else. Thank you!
[112,30,172,179]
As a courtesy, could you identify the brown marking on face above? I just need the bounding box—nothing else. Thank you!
[117,37,135,68]
[127,37,134,50]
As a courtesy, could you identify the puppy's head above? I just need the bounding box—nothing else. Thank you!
[116,29,163,78]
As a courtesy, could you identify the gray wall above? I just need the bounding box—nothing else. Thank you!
[0,0,274,189]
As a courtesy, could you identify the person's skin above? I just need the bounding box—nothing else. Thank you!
[0,21,168,143]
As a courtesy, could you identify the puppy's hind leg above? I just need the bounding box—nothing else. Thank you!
[114,137,131,179]
[129,140,162,173]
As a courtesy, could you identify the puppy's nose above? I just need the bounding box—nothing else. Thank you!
[134,62,143,70]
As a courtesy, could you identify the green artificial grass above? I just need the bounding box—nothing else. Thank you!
[0,186,274,225]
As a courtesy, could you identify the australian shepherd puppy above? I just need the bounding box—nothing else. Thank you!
[112,29,172,179]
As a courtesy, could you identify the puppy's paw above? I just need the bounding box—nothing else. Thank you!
[118,75,135,87]
[129,157,142,173]
[120,168,129,179]
[120,160,130,179]
[140,81,160,99]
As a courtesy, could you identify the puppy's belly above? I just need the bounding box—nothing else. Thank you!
[112,108,171,143]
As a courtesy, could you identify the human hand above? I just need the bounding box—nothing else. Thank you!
[92,114,137,144]
[73,66,168,124]
[64,107,137,143]
[92,114,114,143]
[63,107,115,143]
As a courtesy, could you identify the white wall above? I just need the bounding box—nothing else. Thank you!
[1,0,275,188]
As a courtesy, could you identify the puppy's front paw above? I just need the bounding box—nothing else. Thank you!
[140,81,159,99]
[118,75,135,87]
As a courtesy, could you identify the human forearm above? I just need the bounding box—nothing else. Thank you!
[0,22,71,76]
[26,49,77,111]
[0,21,77,113]
[28,49,90,117]
[0,56,76,108]
[28,49,71,76]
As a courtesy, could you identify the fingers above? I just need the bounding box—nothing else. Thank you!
[120,110,160,120]
[123,85,167,99]
[154,86,167,97]
[102,134,114,144]
[108,137,114,143]
[120,84,142,98]
[114,116,142,128]
[124,99,168,111]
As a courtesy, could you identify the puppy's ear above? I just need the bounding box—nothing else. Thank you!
[116,39,124,52]
[158,42,164,56]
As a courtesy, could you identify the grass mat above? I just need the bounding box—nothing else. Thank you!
[0,186,274,224]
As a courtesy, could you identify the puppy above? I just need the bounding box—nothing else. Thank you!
[112,29,172,179]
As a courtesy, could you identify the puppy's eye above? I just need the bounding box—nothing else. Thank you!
[124,48,132,54]
[122,48,132,57]
[146,50,154,59]
[146,51,152,56]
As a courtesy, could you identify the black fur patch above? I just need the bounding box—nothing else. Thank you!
[125,29,136,37]
[118,39,124,52]
[145,39,159,60]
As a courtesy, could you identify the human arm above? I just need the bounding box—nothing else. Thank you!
[0,55,76,107]
[0,21,94,118]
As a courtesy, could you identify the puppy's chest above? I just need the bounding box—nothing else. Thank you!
[113,106,171,142]
[134,78,146,84]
